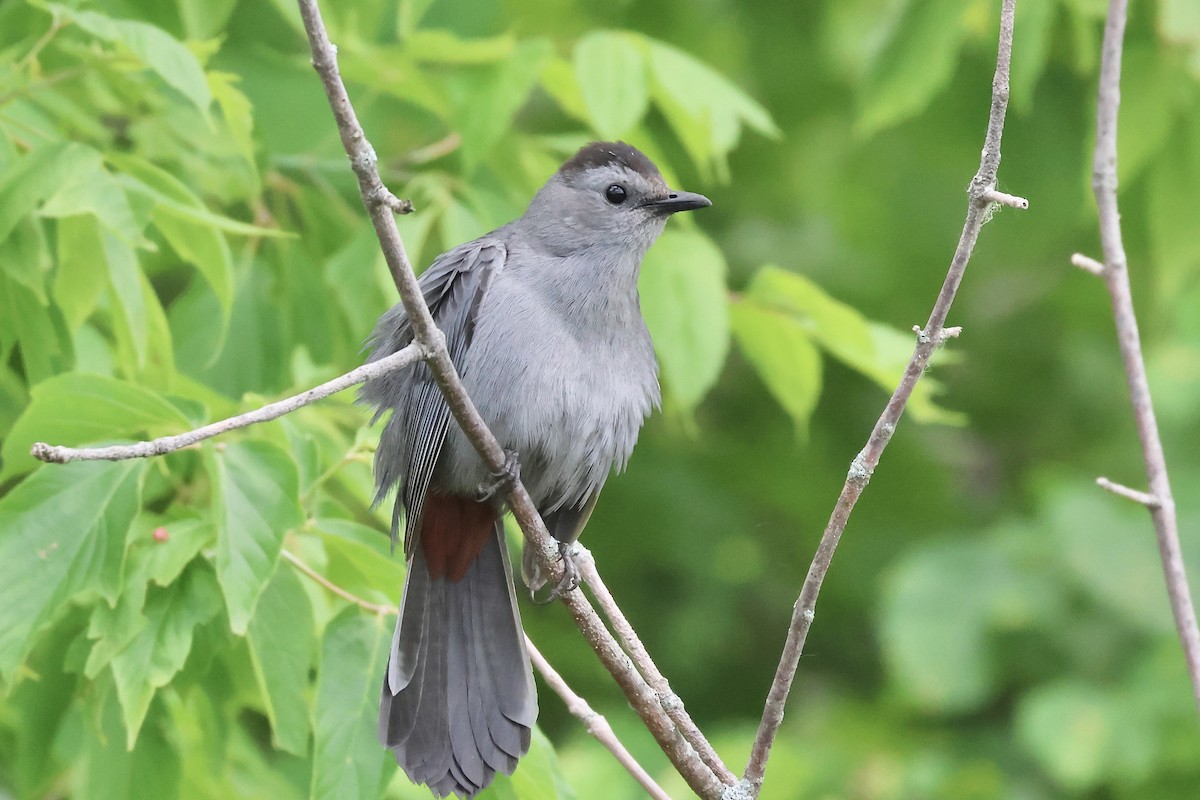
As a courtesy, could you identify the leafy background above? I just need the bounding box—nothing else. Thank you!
[1,0,1200,798]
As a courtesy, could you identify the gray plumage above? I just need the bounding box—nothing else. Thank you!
[362,141,711,797]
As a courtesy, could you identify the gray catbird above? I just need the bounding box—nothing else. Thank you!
[361,141,711,797]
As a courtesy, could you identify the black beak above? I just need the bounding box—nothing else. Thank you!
[642,190,712,214]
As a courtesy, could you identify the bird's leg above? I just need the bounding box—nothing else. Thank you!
[530,541,581,604]
[475,449,520,501]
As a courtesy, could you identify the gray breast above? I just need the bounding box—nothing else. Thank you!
[438,267,659,512]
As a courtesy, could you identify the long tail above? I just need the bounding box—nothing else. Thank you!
[379,523,537,797]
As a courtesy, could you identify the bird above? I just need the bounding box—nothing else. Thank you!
[361,140,711,797]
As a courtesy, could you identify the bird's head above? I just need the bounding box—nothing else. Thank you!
[519,141,711,258]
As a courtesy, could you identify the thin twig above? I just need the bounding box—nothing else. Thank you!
[1084,0,1200,711]
[14,13,65,72]
[1095,477,1161,509]
[742,0,1024,791]
[282,549,397,615]
[983,189,1029,209]
[1071,252,1106,276]
[30,343,427,464]
[294,2,728,795]
[282,548,671,797]
[400,132,463,165]
[526,640,675,800]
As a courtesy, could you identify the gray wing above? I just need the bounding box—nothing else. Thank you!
[360,238,507,556]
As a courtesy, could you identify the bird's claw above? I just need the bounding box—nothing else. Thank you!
[476,449,520,501]
[529,542,581,605]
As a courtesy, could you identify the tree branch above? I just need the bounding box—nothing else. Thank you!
[525,640,675,800]
[281,548,396,615]
[1079,0,1200,712]
[294,1,728,794]
[742,0,1024,791]
[281,547,672,798]
[575,547,736,785]
[1095,477,1161,509]
[30,343,427,464]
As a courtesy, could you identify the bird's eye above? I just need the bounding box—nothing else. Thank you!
[604,184,627,205]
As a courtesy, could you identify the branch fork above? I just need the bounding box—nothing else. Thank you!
[1095,477,1162,509]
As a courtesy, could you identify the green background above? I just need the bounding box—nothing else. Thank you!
[1,0,1199,797]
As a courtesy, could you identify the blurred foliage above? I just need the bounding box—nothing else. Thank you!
[1,0,1200,798]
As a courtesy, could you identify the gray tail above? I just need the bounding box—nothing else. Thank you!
[379,525,537,798]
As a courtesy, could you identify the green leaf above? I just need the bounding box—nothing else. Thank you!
[1063,0,1101,74]
[59,5,213,114]
[645,37,779,180]
[99,224,149,369]
[111,564,223,746]
[574,31,649,139]
[741,266,962,425]
[1147,123,1200,299]
[310,607,392,800]
[0,215,50,305]
[325,227,397,336]
[1117,47,1183,186]
[40,154,145,246]
[0,274,72,385]
[338,48,454,121]
[142,518,216,586]
[211,441,303,635]
[639,230,730,415]
[1159,0,1200,48]
[85,516,215,679]
[0,460,145,682]
[169,267,287,398]
[152,206,235,319]
[178,0,239,40]
[4,613,78,797]
[314,518,404,602]
[508,727,567,800]
[539,57,589,124]
[126,265,178,384]
[82,677,182,800]
[1010,0,1057,113]
[53,215,111,331]
[1,372,191,482]
[1049,485,1176,634]
[743,266,876,373]
[208,71,258,171]
[246,564,316,756]
[110,154,285,238]
[406,29,516,64]
[730,298,822,435]
[1016,681,1119,791]
[857,0,967,136]
[456,38,554,171]
[0,141,99,249]
[880,540,1006,712]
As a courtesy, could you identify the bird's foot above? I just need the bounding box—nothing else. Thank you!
[530,541,581,605]
[476,449,520,501]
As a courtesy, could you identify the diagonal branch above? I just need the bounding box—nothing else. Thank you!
[525,640,675,800]
[1077,0,1200,712]
[294,1,729,795]
[31,344,427,464]
[575,547,734,785]
[280,548,672,797]
[742,0,1025,791]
